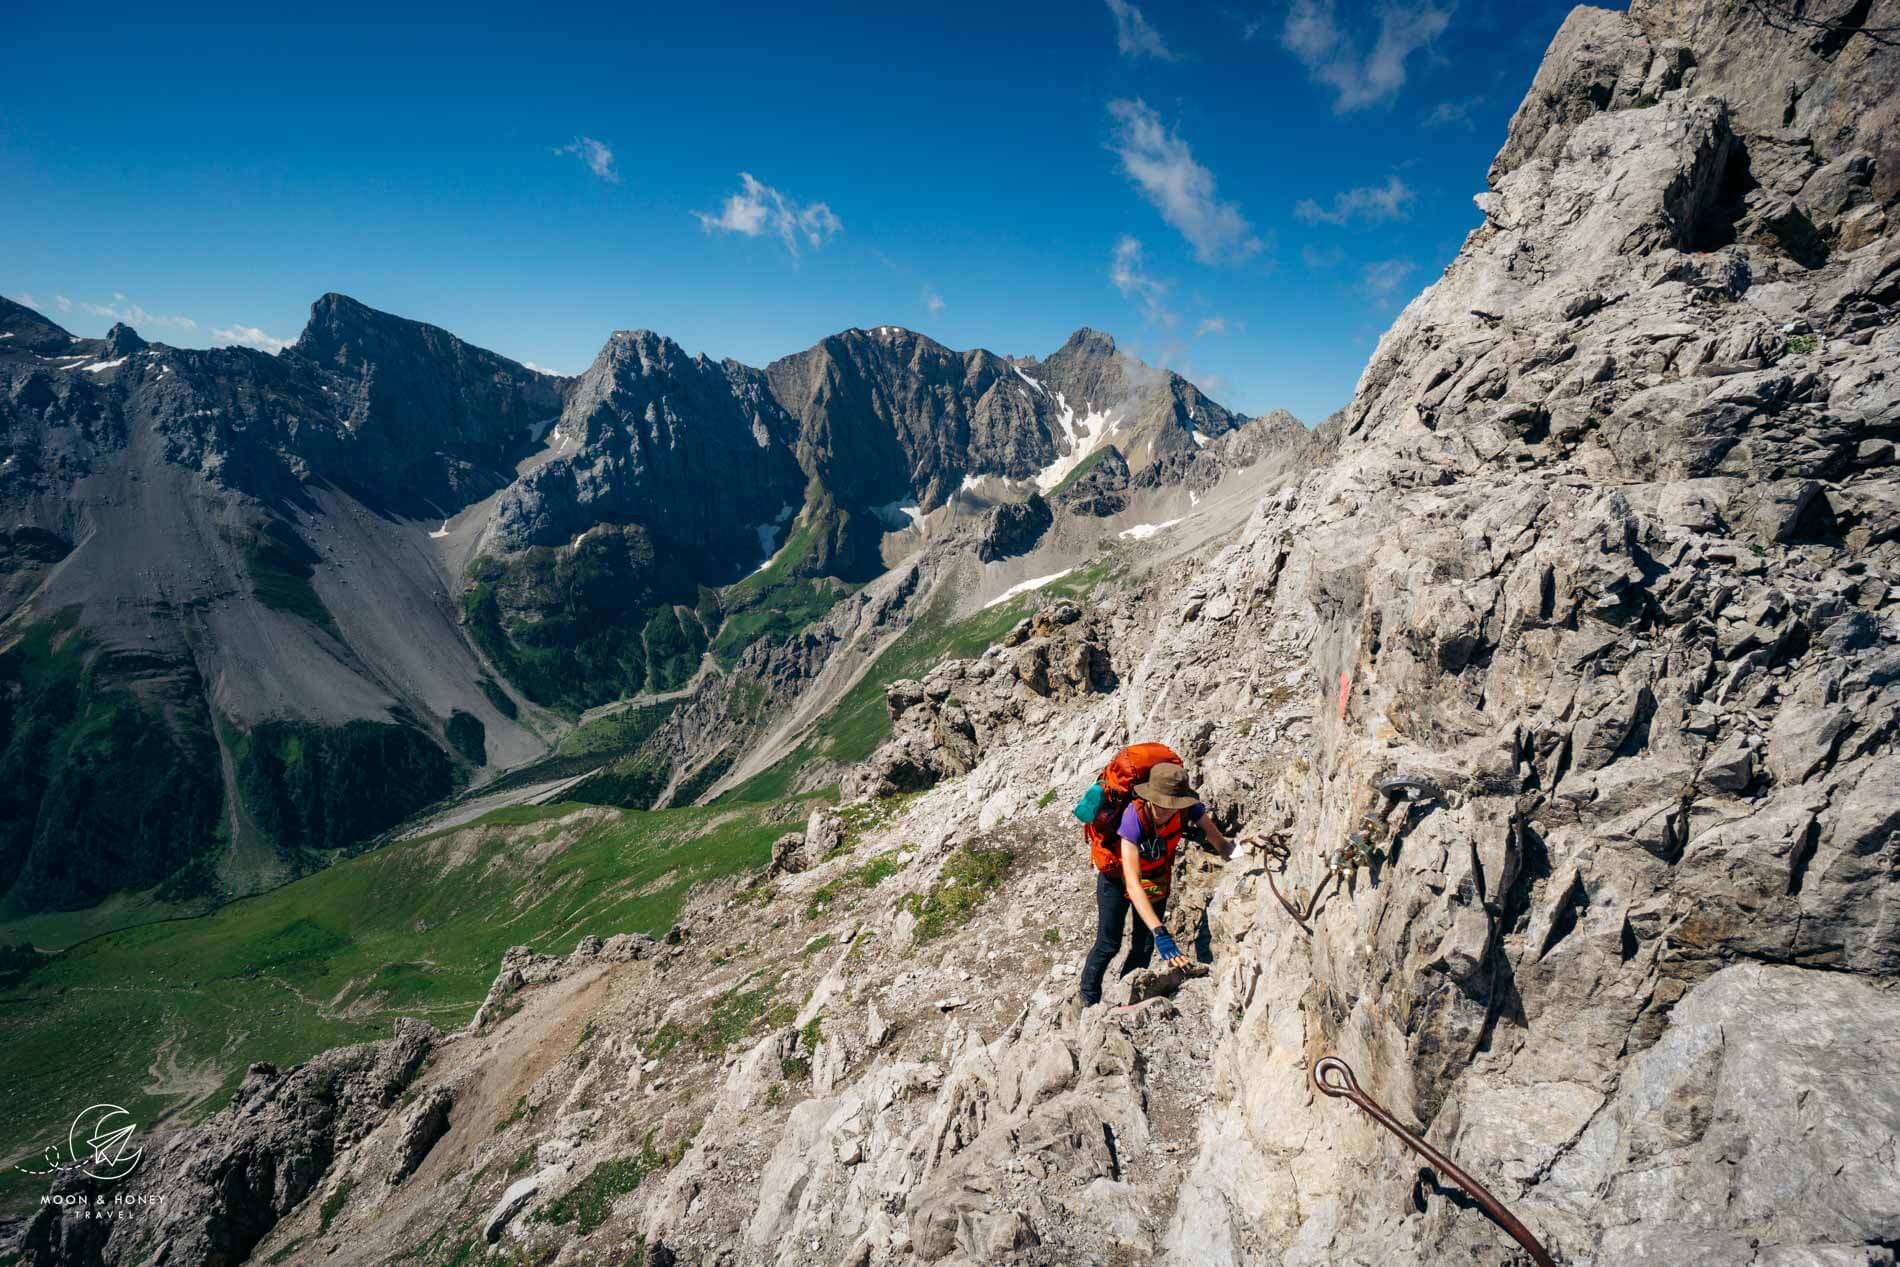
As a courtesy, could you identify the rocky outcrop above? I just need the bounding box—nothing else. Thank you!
[17,1019,438,1267]
[846,601,1118,798]
[1637,0,1900,201]
[975,493,1052,561]
[1050,444,1130,517]
[386,1086,455,1185]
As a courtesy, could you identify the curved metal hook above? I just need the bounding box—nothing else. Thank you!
[1266,864,1335,931]
[1311,1055,1359,1099]
[1309,1055,1556,1267]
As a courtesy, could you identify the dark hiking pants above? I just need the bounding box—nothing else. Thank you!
[1079,870,1166,1005]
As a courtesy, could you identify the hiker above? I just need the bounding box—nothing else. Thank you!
[1077,752,1231,1006]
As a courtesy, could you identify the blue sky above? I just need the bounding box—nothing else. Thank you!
[0,0,1602,423]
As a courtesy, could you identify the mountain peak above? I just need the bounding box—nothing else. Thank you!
[0,294,75,354]
[596,328,689,372]
[294,292,417,360]
[1058,327,1117,357]
[312,291,373,316]
[104,322,146,356]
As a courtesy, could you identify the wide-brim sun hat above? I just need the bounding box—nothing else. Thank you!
[1133,761,1199,810]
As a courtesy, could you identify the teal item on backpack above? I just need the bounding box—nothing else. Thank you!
[1073,783,1106,824]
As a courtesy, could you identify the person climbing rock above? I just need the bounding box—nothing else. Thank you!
[1077,756,1231,1006]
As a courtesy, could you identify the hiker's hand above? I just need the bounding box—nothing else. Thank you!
[1152,927,1189,969]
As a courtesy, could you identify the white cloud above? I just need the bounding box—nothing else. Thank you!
[1424,97,1481,129]
[922,287,945,315]
[1106,99,1261,266]
[1358,258,1416,303]
[554,137,619,183]
[1301,243,1347,269]
[213,324,294,354]
[77,297,197,331]
[1195,315,1229,337]
[1294,174,1415,225]
[8,292,41,309]
[694,173,842,258]
[54,295,73,313]
[1106,0,1177,61]
[1109,235,1176,326]
[522,361,568,376]
[1282,0,1453,113]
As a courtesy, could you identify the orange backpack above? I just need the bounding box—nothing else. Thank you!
[1075,742,1184,877]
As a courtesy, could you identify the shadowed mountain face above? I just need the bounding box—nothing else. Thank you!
[484,329,805,561]
[290,293,567,509]
[0,295,1263,917]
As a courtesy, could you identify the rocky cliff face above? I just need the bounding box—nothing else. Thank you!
[291,293,565,509]
[1022,327,1245,474]
[1128,1,1899,1260]
[764,324,1239,516]
[484,330,805,560]
[0,295,565,916]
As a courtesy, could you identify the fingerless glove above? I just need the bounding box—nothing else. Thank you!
[1152,927,1182,961]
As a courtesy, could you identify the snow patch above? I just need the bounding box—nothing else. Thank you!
[1188,490,1201,507]
[429,520,451,539]
[0,333,12,340]
[1012,366,1044,395]
[1031,392,1119,493]
[526,415,558,444]
[750,503,798,571]
[80,358,128,374]
[1118,518,1183,542]
[875,498,926,533]
[1189,429,1209,449]
[984,569,1075,609]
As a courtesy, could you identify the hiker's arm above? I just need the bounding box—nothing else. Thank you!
[1119,839,1164,929]
[1201,815,1234,859]
[1121,839,1189,967]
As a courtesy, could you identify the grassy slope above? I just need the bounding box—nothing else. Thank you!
[709,512,845,665]
[472,701,680,800]
[0,796,809,1207]
[1045,444,1112,497]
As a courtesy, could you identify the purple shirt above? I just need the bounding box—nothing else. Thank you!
[1119,801,1204,859]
